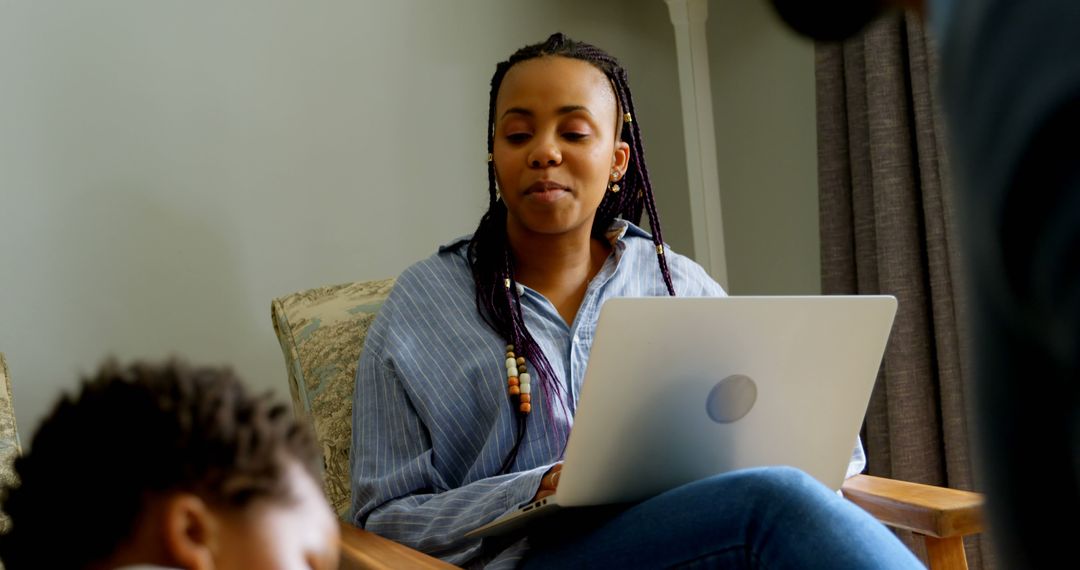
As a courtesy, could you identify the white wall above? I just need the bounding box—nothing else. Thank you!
[0,0,691,435]
[706,0,821,295]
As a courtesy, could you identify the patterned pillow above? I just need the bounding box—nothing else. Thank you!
[0,353,22,535]
[271,278,395,520]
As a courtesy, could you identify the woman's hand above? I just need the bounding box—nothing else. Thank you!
[531,463,563,502]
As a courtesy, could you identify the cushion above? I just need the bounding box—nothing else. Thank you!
[0,353,21,534]
[271,278,395,519]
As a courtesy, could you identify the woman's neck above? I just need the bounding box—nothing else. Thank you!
[507,221,611,325]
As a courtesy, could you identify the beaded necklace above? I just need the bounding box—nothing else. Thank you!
[504,344,531,414]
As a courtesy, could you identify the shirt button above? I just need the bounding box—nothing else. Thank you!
[572,334,580,343]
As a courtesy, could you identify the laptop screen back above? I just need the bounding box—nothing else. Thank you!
[554,296,896,507]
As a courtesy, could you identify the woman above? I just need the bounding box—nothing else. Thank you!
[349,33,921,569]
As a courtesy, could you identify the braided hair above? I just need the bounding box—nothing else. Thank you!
[468,33,676,471]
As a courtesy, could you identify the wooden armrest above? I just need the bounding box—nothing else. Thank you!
[338,522,460,569]
[841,474,984,539]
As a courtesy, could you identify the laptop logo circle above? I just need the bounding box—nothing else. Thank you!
[706,374,758,423]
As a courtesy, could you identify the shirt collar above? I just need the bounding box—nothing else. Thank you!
[603,218,652,246]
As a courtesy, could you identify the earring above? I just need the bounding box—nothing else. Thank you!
[609,169,621,193]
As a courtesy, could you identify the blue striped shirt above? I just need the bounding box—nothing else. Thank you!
[349,220,865,568]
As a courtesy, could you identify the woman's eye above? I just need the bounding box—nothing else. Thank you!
[562,132,588,141]
[506,133,531,143]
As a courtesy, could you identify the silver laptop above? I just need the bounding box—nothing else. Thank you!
[465,295,897,538]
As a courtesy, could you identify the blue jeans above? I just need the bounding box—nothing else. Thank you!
[520,466,924,569]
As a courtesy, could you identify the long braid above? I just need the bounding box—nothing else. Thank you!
[503,242,568,442]
[614,74,676,295]
[469,33,676,470]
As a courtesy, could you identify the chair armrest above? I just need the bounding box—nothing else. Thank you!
[338,522,460,569]
[840,474,984,539]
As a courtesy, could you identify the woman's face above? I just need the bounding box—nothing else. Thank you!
[492,56,630,239]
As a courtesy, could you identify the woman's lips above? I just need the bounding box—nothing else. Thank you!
[524,180,571,203]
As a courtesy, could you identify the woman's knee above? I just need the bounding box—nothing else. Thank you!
[755,465,826,491]
[697,466,832,509]
[705,465,819,491]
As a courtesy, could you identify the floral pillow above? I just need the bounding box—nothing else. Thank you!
[271,278,394,520]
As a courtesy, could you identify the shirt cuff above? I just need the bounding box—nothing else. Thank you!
[505,463,556,512]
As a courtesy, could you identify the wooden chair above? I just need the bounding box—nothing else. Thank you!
[338,521,457,570]
[841,474,983,569]
[272,280,985,570]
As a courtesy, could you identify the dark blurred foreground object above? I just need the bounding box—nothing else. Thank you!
[939,1,1080,569]
[768,0,889,40]
[766,0,1080,568]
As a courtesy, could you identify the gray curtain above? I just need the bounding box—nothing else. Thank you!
[815,13,993,570]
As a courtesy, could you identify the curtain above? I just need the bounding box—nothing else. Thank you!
[815,12,993,569]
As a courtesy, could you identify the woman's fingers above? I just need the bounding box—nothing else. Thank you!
[534,489,556,500]
[531,463,564,502]
[543,463,564,489]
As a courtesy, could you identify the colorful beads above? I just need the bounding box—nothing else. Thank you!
[505,344,533,415]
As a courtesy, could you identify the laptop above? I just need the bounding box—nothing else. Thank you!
[465,295,897,538]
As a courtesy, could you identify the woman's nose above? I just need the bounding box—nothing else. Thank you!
[528,137,562,168]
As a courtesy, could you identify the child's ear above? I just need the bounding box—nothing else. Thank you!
[162,494,220,570]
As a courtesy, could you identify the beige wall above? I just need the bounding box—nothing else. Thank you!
[707,0,821,295]
[0,0,821,435]
[0,0,691,434]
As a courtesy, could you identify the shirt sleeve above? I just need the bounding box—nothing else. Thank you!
[666,248,728,297]
[349,313,550,563]
[845,436,867,479]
